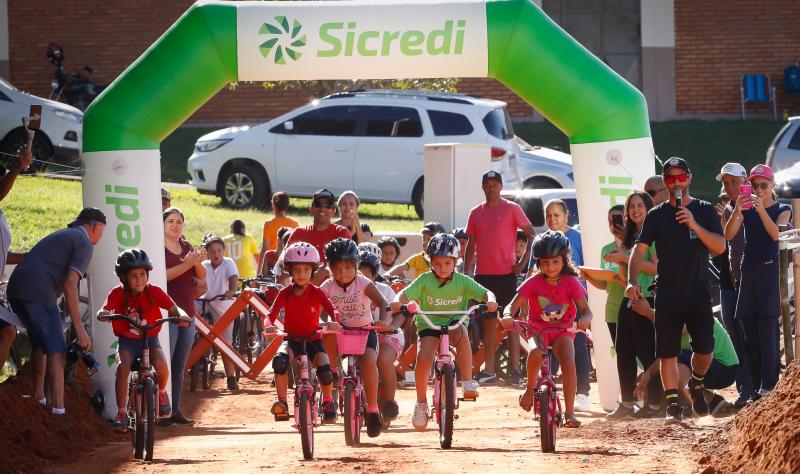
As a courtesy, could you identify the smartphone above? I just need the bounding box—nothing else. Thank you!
[611,213,624,228]
[26,105,42,130]
[739,184,752,210]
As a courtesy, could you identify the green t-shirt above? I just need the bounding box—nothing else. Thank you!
[638,244,656,298]
[402,272,488,331]
[680,318,739,366]
[600,242,625,324]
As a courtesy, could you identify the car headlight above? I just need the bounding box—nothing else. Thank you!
[54,109,83,123]
[195,139,232,153]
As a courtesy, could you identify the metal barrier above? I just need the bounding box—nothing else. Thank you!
[779,226,800,365]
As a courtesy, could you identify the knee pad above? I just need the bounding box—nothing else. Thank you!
[272,353,290,375]
[316,364,333,385]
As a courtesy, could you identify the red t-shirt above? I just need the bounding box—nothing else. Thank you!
[466,199,531,275]
[102,283,176,339]
[287,224,351,263]
[165,238,197,315]
[266,284,337,340]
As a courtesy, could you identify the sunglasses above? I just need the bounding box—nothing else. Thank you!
[646,188,666,197]
[664,173,689,185]
[751,181,771,190]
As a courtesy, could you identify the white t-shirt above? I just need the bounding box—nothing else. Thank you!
[321,274,374,328]
[374,280,404,349]
[201,257,238,315]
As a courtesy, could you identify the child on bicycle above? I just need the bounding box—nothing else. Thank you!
[500,230,592,428]
[197,235,239,390]
[264,242,339,422]
[321,238,390,438]
[391,233,497,431]
[376,236,401,275]
[356,249,405,424]
[98,249,191,431]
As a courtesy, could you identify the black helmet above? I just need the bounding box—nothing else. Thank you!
[376,236,401,257]
[325,237,358,264]
[426,233,460,258]
[115,249,153,281]
[452,227,469,240]
[422,222,446,235]
[357,251,381,274]
[532,230,571,260]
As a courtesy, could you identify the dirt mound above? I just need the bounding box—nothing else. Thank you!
[697,360,800,473]
[0,363,122,474]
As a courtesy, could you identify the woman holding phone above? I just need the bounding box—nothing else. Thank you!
[725,164,791,397]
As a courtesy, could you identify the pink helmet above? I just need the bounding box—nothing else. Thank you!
[284,242,320,265]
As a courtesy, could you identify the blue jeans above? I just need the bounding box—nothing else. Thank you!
[720,288,754,397]
[169,318,196,414]
[550,331,591,396]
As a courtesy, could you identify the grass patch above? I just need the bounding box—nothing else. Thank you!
[3,176,421,252]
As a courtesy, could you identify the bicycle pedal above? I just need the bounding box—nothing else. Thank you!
[274,414,291,422]
[458,396,477,402]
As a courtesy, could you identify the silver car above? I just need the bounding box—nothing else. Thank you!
[767,116,800,173]
[514,137,574,189]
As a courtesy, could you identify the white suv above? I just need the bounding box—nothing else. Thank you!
[187,90,522,217]
[0,77,83,170]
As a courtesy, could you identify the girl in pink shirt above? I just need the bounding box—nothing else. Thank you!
[500,231,593,428]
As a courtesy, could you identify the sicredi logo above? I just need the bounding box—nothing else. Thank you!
[258,18,466,63]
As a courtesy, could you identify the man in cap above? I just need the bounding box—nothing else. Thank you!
[6,207,106,420]
[715,162,754,407]
[161,188,172,211]
[627,157,725,425]
[466,171,535,386]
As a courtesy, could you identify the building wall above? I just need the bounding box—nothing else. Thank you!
[674,0,800,116]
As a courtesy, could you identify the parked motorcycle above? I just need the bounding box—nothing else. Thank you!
[46,43,105,111]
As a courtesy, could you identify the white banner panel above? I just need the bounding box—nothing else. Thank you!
[83,150,170,419]
[570,137,656,411]
[237,0,488,80]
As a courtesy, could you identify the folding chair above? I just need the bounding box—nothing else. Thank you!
[740,73,777,120]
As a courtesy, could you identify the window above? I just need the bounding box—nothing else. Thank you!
[364,106,423,137]
[788,125,800,151]
[563,198,580,227]
[428,110,474,136]
[0,90,9,102]
[482,107,515,140]
[273,106,360,136]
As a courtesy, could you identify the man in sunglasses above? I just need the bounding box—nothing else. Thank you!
[644,176,669,205]
[626,157,726,425]
[286,188,351,284]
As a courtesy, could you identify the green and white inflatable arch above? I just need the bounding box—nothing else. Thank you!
[84,0,654,417]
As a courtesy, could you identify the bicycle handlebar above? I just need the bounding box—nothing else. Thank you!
[195,293,230,303]
[97,313,187,332]
[388,303,486,331]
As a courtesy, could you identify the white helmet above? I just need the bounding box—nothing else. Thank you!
[358,242,382,259]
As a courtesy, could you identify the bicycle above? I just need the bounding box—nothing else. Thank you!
[97,312,185,461]
[232,277,279,376]
[523,324,567,453]
[190,293,229,391]
[268,328,333,460]
[398,302,485,449]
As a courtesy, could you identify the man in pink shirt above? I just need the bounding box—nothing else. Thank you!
[465,171,535,386]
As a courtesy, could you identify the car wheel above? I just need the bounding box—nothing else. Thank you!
[1,128,53,174]
[220,162,268,209]
[524,176,561,190]
[412,178,424,219]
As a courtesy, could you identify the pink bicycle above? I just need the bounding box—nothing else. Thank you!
[333,325,379,446]
[527,325,569,453]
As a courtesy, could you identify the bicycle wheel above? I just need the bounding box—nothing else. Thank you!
[439,365,455,449]
[132,384,144,459]
[343,382,362,446]
[143,379,157,461]
[539,385,555,453]
[298,391,315,460]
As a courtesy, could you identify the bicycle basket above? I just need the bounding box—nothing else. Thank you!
[336,329,370,356]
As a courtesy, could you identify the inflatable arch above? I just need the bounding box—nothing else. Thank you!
[83,0,654,417]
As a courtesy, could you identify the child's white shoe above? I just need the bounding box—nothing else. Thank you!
[412,401,429,431]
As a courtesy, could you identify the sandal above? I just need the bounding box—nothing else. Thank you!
[564,413,581,428]
[519,387,534,412]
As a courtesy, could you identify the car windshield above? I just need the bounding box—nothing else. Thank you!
[0,77,17,91]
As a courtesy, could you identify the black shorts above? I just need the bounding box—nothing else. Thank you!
[280,338,327,360]
[475,274,517,318]
[340,327,378,352]
[418,326,466,345]
[653,295,715,358]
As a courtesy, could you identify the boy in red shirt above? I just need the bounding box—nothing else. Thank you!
[98,249,190,431]
[265,242,341,422]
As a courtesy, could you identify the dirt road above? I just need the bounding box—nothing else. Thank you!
[54,371,724,473]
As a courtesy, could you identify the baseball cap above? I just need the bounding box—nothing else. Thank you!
[312,188,335,206]
[748,164,774,182]
[482,170,503,184]
[715,162,748,182]
[161,187,171,200]
[67,207,107,228]
[662,156,690,175]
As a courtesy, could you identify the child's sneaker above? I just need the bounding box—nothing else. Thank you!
[271,400,289,421]
[382,400,399,421]
[158,391,172,419]
[462,380,479,400]
[366,409,382,438]
[508,369,523,387]
[227,376,239,391]
[321,399,338,423]
[412,401,429,431]
[574,393,592,413]
[112,410,128,432]
[475,371,497,385]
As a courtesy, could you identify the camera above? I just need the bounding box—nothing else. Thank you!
[66,341,100,377]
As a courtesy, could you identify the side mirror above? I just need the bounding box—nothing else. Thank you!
[284,121,294,132]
